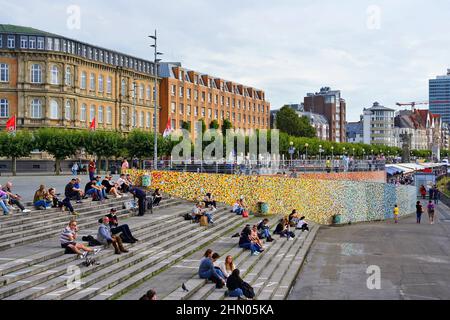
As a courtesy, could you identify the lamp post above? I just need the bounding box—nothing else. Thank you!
[305,143,309,160]
[331,146,334,159]
[319,144,323,162]
[149,30,163,170]
[352,148,355,157]
[288,141,296,166]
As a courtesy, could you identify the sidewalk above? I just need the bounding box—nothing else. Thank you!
[289,200,450,300]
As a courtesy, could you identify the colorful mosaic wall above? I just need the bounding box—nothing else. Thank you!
[298,171,386,183]
[126,170,416,225]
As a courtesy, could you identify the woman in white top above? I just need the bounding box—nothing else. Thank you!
[217,255,236,279]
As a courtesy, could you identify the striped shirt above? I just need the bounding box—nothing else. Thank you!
[60,226,76,245]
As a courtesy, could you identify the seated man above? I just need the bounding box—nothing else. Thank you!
[296,216,310,232]
[104,208,139,243]
[95,176,109,199]
[204,193,217,209]
[60,220,99,259]
[97,217,129,255]
[191,202,206,223]
[2,182,31,213]
[152,189,162,207]
[204,205,217,225]
[48,188,78,216]
[85,179,106,201]
[65,179,83,203]
[102,176,122,198]
[257,219,274,242]
[117,174,130,193]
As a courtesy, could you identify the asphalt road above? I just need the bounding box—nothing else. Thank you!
[289,201,450,300]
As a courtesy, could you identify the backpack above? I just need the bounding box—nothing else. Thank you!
[241,281,255,299]
[184,213,193,221]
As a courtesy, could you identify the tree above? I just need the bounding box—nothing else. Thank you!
[0,131,34,176]
[83,130,124,173]
[221,119,233,136]
[34,128,84,175]
[209,120,220,130]
[125,130,154,168]
[275,106,316,138]
[181,121,191,132]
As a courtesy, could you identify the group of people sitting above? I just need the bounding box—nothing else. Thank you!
[232,198,248,216]
[0,182,32,215]
[59,208,139,259]
[188,193,218,225]
[198,249,255,300]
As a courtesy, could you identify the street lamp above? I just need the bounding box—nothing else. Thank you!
[305,143,309,160]
[149,30,164,170]
[342,147,346,156]
[331,146,334,159]
[319,145,323,162]
[352,148,355,157]
[288,141,296,165]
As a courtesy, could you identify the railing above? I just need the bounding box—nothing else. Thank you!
[142,159,386,175]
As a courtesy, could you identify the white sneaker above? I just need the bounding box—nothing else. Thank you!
[79,252,88,260]
[251,252,260,256]
[116,196,122,199]
[93,248,102,255]
[22,209,31,213]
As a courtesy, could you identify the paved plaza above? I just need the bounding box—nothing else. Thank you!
[289,202,450,300]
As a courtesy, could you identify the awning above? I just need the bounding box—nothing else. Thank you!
[386,164,413,174]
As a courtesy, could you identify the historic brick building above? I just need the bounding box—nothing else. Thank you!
[159,62,270,136]
[0,24,160,133]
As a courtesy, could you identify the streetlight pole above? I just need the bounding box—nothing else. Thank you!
[331,146,334,159]
[319,145,322,162]
[305,143,309,160]
[150,30,163,170]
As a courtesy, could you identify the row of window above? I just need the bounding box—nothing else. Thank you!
[0,34,156,75]
[0,98,156,128]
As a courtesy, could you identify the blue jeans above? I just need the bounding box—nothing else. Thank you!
[240,242,261,254]
[214,267,226,281]
[86,189,104,200]
[228,288,243,298]
[0,199,9,214]
[34,200,51,209]
[234,208,244,215]
[261,228,270,239]
[205,213,214,223]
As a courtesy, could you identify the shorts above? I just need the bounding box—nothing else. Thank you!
[61,242,76,249]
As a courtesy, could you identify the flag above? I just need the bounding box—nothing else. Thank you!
[163,117,173,138]
[89,118,96,131]
[5,115,16,133]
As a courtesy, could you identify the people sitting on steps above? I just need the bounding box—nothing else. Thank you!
[212,253,227,282]
[60,220,100,259]
[1,182,31,213]
[117,174,131,193]
[33,185,53,210]
[85,178,108,202]
[102,208,139,243]
[204,193,217,209]
[97,216,129,255]
[257,219,274,242]
[274,217,295,240]
[204,205,216,225]
[218,255,236,279]
[198,249,225,289]
[0,186,11,216]
[232,199,245,215]
[139,289,157,300]
[191,202,206,223]
[296,216,310,232]
[48,188,78,216]
[152,189,162,207]
[239,225,264,256]
[288,209,300,227]
[251,224,265,250]
[225,269,255,300]
[65,178,84,204]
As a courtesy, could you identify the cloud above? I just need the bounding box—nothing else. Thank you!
[1,0,450,121]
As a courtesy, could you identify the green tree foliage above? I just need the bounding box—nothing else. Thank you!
[181,121,191,131]
[34,128,84,175]
[82,131,124,173]
[0,131,34,176]
[209,120,220,130]
[221,119,233,136]
[275,106,316,138]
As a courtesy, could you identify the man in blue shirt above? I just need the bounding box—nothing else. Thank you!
[130,187,147,216]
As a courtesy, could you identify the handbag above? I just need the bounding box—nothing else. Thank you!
[200,215,209,227]
[242,210,249,218]
[241,281,255,299]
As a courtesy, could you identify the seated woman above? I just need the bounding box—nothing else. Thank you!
[239,225,263,256]
[33,185,52,210]
[212,253,227,281]
[226,269,255,300]
[104,208,139,243]
[251,225,265,251]
[204,205,217,224]
[257,219,274,242]
[296,216,310,232]
[218,255,236,279]
[191,202,206,223]
[102,176,122,199]
[204,193,217,209]
[153,189,162,207]
[274,218,295,240]
[198,249,225,289]
[232,200,244,215]
[288,209,300,227]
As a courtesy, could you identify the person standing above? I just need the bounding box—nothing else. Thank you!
[427,200,435,224]
[121,159,129,173]
[416,201,423,224]
[130,187,147,216]
[419,185,426,199]
[393,204,399,224]
[433,186,440,205]
[88,159,96,182]
[72,162,79,176]
[428,186,434,202]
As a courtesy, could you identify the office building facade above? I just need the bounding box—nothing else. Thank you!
[429,69,450,125]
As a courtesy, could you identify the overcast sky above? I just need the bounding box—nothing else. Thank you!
[2,0,450,121]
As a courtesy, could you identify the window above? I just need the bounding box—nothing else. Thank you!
[90,73,95,91]
[0,64,9,82]
[208,109,212,118]
[90,105,96,122]
[65,101,71,120]
[37,37,44,50]
[179,86,184,98]
[107,107,112,124]
[140,84,144,99]
[0,36,2,48]
[202,108,206,117]
[0,99,9,118]
[80,104,87,121]
[120,108,127,126]
[140,111,144,127]
[146,86,151,100]
[187,88,191,99]
[20,36,28,49]
[30,64,42,83]
[29,37,36,49]
[194,90,198,101]
[195,107,198,117]
[30,99,42,118]
[107,77,112,94]
[98,75,104,93]
[180,103,184,115]
[50,65,59,85]
[121,79,127,97]
[98,106,104,123]
[146,112,151,128]
[54,39,60,51]
[65,67,72,86]
[50,100,59,119]
[7,36,15,48]
[171,102,176,114]
[81,72,87,89]
[208,93,212,103]
[132,110,137,127]
[171,85,176,96]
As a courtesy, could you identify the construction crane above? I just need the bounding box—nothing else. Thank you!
[396,101,429,109]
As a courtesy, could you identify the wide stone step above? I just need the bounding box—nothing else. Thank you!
[2,207,232,300]
[0,204,192,286]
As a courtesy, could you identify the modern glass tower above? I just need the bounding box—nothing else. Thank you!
[429,69,450,124]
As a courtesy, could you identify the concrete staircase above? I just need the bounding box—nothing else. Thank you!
[0,195,319,300]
